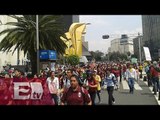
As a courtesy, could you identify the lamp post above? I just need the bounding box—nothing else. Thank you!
[103,33,143,62]
[36,15,40,75]
[138,32,142,64]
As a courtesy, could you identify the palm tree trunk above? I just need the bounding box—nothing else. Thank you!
[29,51,37,75]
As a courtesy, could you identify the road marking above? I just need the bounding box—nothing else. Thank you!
[122,80,142,90]
[122,80,129,90]
[134,81,142,90]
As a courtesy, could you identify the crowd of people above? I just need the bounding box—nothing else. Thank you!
[0,60,160,105]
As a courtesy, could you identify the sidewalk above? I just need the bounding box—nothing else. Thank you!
[141,71,160,105]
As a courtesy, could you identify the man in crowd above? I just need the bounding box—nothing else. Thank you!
[126,64,137,94]
[61,75,92,105]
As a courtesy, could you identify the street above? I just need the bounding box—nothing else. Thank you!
[95,78,159,105]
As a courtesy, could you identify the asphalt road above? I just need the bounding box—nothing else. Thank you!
[95,78,158,105]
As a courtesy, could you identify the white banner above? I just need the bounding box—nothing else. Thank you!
[143,47,152,61]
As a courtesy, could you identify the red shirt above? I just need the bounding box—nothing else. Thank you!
[112,69,120,77]
[88,78,97,93]
[61,86,91,105]
[123,65,127,72]
[150,66,160,77]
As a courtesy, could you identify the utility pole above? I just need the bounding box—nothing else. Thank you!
[138,32,142,64]
[36,15,40,74]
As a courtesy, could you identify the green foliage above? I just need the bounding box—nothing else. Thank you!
[109,51,128,61]
[90,50,104,61]
[66,55,80,66]
[0,15,67,55]
[0,15,67,75]
[131,54,138,58]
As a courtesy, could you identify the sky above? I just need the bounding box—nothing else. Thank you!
[79,15,142,53]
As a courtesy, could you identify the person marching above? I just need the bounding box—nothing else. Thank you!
[150,61,160,95]
[46,71,59,105]
[93,70,101,103]
[105,70,116,105]
[87,73,98,105]
[61,75,92,105]
[126,64,137,94]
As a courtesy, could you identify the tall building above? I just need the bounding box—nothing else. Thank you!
[120,34,134,54]
[63,15,79,32]
[109,34,134,55]
[110,38,121,53]
[142,15,160,60]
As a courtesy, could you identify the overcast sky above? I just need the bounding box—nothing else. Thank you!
[79,15,142,53]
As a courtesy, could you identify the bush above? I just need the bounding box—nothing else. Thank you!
[66,55,80,66]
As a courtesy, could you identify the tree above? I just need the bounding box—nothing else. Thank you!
[90,50,104,61]
[0,15,67,75]
[66,55,79,66]
[109,51,128,61]
[131,54,138,58]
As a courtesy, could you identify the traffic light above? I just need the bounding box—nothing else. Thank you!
[102,35,109,39]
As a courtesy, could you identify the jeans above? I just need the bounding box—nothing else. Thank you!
[97,90,101,102]
[128,78,135,93]
[120,73,122,83]
[51,94,58,105]
[152,77,160,94]
[107,86,115,105]
[147,73,152,86]
[89,92,96,105]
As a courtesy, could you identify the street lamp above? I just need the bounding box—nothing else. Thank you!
[102,35,109,39]
[36,15,40,75]
[138,32,142,64]
[102,33,143,62]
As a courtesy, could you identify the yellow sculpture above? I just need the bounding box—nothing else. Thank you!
[60,32,73,56]
[75,24,86,57]
[60,23,87,57]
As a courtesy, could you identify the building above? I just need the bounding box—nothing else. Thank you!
[109,34,134,55]
[63,15,79,32]
[110,38,121,53]
[82,40,92,61]
[0,15,27,71]
[108,47,111,53]
[120,34,134,55]
[142,15,160,60]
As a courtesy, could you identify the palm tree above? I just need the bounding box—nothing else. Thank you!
[0,15,67,75]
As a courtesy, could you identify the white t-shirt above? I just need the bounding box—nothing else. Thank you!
[63,77,71,89]
[126,68,137,80]
[46,77,59,94]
